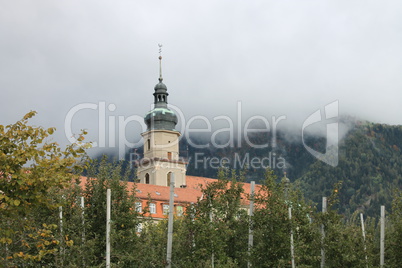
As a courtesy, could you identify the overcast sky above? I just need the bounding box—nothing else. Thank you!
[1,0,401,155]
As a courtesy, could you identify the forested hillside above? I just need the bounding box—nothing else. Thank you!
[181,120,402,217]
[297,122,402,217]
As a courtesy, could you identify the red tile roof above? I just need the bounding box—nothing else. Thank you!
[78,175,262,219]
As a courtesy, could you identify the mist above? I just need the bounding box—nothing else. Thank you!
[1,0,401,158]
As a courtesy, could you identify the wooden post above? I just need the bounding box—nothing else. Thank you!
[59,206,63,235]
[81,197,85,244]
[59,206,64,261]
[380,206,385,267]
[166,174,175,268]
[321,197,327,268]
[209,195,215,268]
[360,213,368,268]
[81,197,85,266]
[247,181,255,268]
[289,207,295,268]
[106,189,111,268]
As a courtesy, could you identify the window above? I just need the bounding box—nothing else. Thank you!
[147,139,150,151]
[167,172,172,186]
[176,206,183,216]
[145,173,150,184]
[135,202,142,213]
[163,204,169,215]
[149,203,156,214]
[136,223,143,233]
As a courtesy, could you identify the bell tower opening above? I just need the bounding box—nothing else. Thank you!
[147,139,151,151]
[167,172,173,186]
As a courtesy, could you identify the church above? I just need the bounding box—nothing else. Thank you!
[127,54,258,220]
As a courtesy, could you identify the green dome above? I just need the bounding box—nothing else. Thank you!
[144,108,178,131]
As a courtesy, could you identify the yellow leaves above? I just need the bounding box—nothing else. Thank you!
[22,111,37,120]
[47,127,55,135]
[66,239,74,247]
[22,240,30,248]
[13,199,20,206]
[0,237,12,244]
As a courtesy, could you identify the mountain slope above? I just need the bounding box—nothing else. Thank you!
[181,120,402,217]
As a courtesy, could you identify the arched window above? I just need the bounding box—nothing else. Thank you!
[167,172,172,186]
[145,173,150,184]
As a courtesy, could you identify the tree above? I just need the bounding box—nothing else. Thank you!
[80,157,141,267]
[0,111,88,266]
[387,190,402,266]
[252,169,320,267]
[139,167,250,267]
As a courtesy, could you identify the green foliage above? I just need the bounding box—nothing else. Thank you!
[171,168,249,267]
[2,112,402,267]
[0,111,88,266]
[252,169,320,267]
[387,190,402,266]
[79,157,142,267]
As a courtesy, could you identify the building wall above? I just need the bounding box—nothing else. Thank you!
[138,128,187,187]
[142,130,180,160]
[135,199,187,220]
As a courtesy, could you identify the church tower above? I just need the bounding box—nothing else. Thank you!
[137,49,187,187]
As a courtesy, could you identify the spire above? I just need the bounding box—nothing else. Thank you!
[153,43,168,108]
[158,44,163,82]
[144,45,178,131]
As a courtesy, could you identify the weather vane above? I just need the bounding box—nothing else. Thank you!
[158,43,163,58]
[158,44,163,81]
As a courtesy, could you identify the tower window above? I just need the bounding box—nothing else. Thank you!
[167,172,172,186]
[147,139,150,151]
[145,173,150,184]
